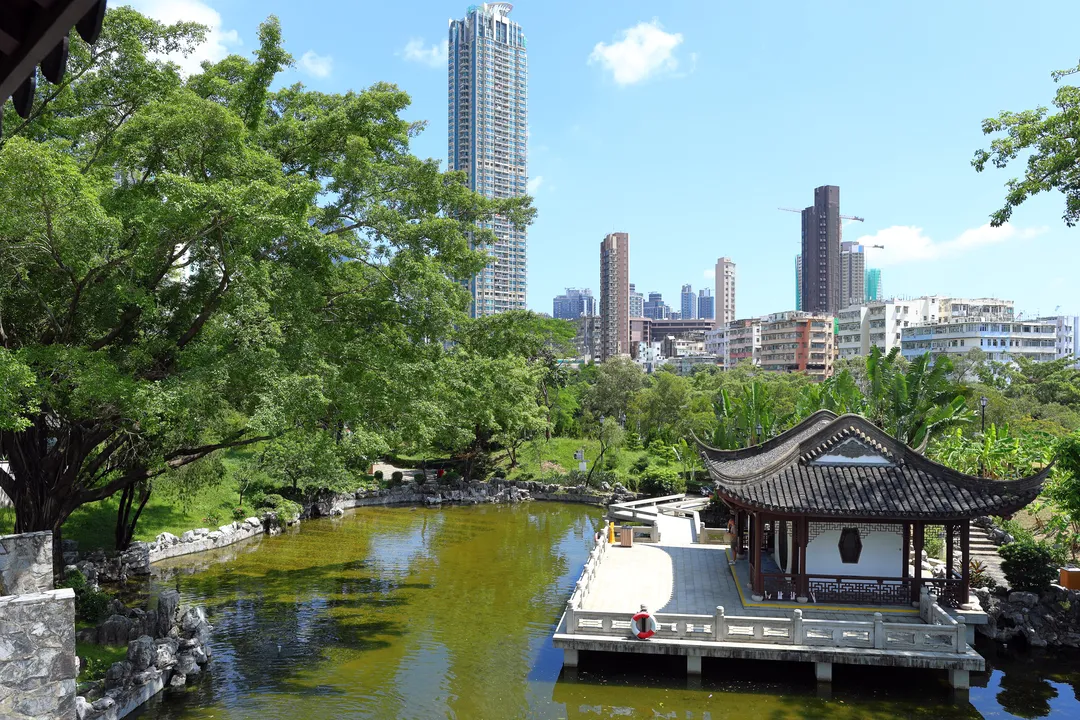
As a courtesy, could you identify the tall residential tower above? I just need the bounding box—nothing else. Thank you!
[714,257,736,327]
[448,3,528,317]
[840,241,865,308]
[800,185,841,314]
[599,233,630,361]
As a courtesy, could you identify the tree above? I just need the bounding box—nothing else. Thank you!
[585,416,624,487]
[583,357,644,422]
[0,10,531,567]
[973,61,1080,227]
[631,369,693,445]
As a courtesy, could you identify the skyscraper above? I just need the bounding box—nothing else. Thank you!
[795,255,803,311]
[599,233,630,361]
[680,284,697,319]
[552,288,595,319]
[697,288,714,320]
[628,284,644,318]
[714,257,736,327]
[448,3,528,317]
[865,268,882,302]
[800,185,841,314]
[643,292,670,320]
[840,241,865,308]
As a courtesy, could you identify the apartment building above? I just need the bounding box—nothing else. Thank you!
[836,297,945,359]
[714,257,736,326]
[599,232,630,361]
[705,326,728,368]
[760,311,834,380]
[727,318,762,368]
[901,318,1058,364]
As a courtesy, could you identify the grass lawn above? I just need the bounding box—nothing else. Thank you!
[499,437,650,481]
[0,446,259,552]
[77,642,127,683]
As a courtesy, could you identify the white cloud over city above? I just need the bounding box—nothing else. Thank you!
[299,50,333,78]
[589,20,684,85]
[125,0,241,75]
[402,38,448,68]
[854,223,1047,267]
[527,176,544,195]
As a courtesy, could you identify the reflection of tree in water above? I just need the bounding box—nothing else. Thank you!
[996,668,1058,718]
[133,504,597,719]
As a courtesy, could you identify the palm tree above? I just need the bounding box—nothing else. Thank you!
[884,353,972,448]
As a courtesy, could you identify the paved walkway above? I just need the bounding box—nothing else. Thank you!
[582,539,917,621]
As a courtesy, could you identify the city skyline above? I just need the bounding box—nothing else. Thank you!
[129,1,1080,320]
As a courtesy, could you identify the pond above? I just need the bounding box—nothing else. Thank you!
[128,503,1080,719]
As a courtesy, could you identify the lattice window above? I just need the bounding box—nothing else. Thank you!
[808,521,902,544]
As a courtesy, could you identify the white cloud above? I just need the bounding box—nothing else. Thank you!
[299,50,333,78]
[126,0,241,75]
[526,176,543,195]
[402,38,448,68]
[855,223,1048,267]
[589,20,683,85]
[703,268,715,280]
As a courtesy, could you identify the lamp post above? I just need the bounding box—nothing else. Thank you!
[755,423,763,446]
[980,396,988,434]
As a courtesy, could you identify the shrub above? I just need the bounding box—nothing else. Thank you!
[923,526,944,559]
[492,467,507,480]
[1000,540,1058,592]
[390,470,404,486]
[443,470,462,483]
[993,515,1035,544]
[630,456,650,475]
[232,507,247,521]
[969,559,998,591]
[202,512,220,526]
[639,467,685,497]
[373,470,384,481]
[259,494,302,522]
[413,473,425,484]
[518,470,535,482]
[603,452,619,471]
[59,570,112,623]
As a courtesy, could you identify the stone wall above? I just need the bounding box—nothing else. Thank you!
[0,531,54,596]
[0,587,77,720]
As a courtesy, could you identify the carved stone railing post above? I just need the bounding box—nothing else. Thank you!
[565,600,576,635]
[793,608,804,645]
[873,612,884,649]
[714,606,725,641]
[955,615,966,653]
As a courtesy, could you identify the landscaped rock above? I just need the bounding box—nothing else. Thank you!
[176,652,200,676]
[155,638,178,670]
[1009,591,1040,608]
[206,531,224,543]
[76,695,94,720]
[91,696,116,713]
[156,531,180,547]
[170,672,187,689]
[179,530,197,543]
[156,590,180,638]
[128,635,156,673]
[193,528,210,538]
[104,660,132,690]
[218,523,236,536]
[98,614,134,647]
[243,517,262,528]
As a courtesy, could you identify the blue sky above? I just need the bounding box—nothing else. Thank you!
[129,1,1079,318]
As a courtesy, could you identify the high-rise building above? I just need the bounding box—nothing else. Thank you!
[795,255,803,311]
[552,288,595,319]
[680,284,697,320]
[599,233,630,361]
[644,291,670,320]
[714,257,736,327]
[1039,315,1079,366]
[840,241,865,308]
[865,268,882,302]
[628,284,644,318]
[448,3,528,317]
[697,288,714,320]
[800,185,841,314]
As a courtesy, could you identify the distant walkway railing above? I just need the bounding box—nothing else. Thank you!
[567,537,609,609]
[562,588,967,654]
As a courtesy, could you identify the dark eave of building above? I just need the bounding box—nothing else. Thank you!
[696,411,1052,521]
[0,0,106,135]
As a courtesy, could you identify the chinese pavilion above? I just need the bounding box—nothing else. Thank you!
[698,410,1051,607]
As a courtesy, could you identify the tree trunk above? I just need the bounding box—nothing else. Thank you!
[115,481,151,551]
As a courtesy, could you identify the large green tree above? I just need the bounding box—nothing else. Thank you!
[973,61,1080,226]
[0,10,531,563]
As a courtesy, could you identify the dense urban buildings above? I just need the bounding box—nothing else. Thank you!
[760,311,835,379]
[681,284,697,319]
[727,318,763,368]
[552,288,595,319]
[714,257,736,327]
[865,268,882,302]
[574,314,601,361]
[840,241,865,308]
[800,185,842,314]
[901,316,1057,365]
[643,291,671,320]
[448,3,528,317]
[628,284,644,319]
[1042,315,1079,364]
[599,232,630,361]
[698,288,714,320]
[836,297,944,359]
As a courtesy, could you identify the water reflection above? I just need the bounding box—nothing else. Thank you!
[126,504,1080,719]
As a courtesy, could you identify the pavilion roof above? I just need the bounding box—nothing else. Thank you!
[696,410,1050,521]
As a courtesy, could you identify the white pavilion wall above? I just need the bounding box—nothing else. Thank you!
[804,522,903,577]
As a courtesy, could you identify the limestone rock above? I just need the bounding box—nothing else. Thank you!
[1009,591,1040,608]
[155,638,179,670]
[243,517,262,529]
[206,531,224,542]
[104,661,131,690]
[176,652,200,676]
[76,695,94,720]
[170,672,187,689]
[128,635,156,673]
[91,696,116,713]
[156,531,180,547]
[179,530,197,543]
[156,590,181,638]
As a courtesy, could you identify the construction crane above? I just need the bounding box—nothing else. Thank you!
[778,208,866,223]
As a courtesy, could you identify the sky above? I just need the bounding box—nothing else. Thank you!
[126,1,1080,319]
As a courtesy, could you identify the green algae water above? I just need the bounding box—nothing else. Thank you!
[128,503,1080,719]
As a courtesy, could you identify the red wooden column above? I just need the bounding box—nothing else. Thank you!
[912,521,924,603]
[753,512,764,597]
[961,521,970,592]
[799,517,809,599]
[945,523,955,580]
